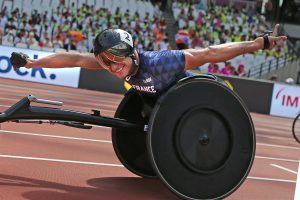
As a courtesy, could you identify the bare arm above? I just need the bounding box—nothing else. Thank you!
[183,39,260,70]
[183,24,287,70]
[25,52,103,70]
[183,35,287,70]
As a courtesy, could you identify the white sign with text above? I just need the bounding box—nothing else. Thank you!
[0,46,81,88]
[270,83,300,118]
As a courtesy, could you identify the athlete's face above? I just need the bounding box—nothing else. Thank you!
[95,52,134,79]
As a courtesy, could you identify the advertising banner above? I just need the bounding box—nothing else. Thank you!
[0,46,81,88]
[270,83,300,118]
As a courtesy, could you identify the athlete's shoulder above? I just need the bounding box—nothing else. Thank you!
[138,50,185,63]
[139,50,184,57]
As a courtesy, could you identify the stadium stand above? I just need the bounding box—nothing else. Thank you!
[171,0,292,76]
[0,0,166,53]
[0,0,298,79]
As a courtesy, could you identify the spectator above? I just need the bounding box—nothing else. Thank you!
[208,63,214,73]
[175,29,190,49]
[159,38,170,51]
[230,66,238,75]
[208,63,220,74]
[52,35,63,49]
[2,29,14,44]
[5,19,16,32]
[26,31,39,48]
[221,62,233,75]
[237,64,246,77]
[213,63,221,74]
[63,34,77,51]
[256,0,263,14]
[0,13,8,39]
[114,7,122,25]
[1,6,9,16]
[43,37,53,48]
[14,30,27,45]
[269,74,278,82]
[76,35,88,52]
[264,0,273,20]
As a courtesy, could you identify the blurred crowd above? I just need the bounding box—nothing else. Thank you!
[172,0,289,76]
[0,0,292,78]
[208,62,247,77]
[173,0,264,49]
[0,0,168,52]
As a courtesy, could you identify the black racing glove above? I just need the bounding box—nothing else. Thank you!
[259,31,273,50]
[10,52,29,68]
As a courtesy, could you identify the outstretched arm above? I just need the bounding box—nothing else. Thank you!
[11,52,104,70]
[184,24,287,70]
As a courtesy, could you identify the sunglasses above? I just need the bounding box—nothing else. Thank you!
[95,52,127,73]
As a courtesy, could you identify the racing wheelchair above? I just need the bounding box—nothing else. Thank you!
[0,74,256,200]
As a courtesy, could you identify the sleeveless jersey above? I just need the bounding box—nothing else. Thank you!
[125,50,193,95]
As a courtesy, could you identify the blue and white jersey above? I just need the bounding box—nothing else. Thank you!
[125,50,193,95]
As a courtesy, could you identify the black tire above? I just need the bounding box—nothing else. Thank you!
[112,90,157,178]
[147,76,256,200]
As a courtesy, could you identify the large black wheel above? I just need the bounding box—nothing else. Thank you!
[147,76,256,199]
[112,90,157,178]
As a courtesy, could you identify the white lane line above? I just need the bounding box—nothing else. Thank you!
[0,154,297,183]
[256,156,299,163]
[257,143,300,150]
[295,160,300,200]
[0,154,123,167]
[0,130,112,143]
[247,176,296,183]
[1,130,298,163]
[270,164,298,175]
[256,134,295,141]
[0,83,122,100]
[0,104,10,108]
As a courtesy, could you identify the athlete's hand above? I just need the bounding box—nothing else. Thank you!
[255,24,287,50]
[10,52,29,69]
[267,35,287,49]
[267,24,287,49]
[269,24,287,49]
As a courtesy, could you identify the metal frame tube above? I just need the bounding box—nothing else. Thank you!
[0,96,146,132]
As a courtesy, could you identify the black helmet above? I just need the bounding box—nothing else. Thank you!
[93,29,134,57]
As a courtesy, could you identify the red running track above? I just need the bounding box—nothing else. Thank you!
[0,78,299,200]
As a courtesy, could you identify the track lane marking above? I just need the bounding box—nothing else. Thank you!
[256,156,299,163]
[257,143,300,150]
[247,176,296,183]
[3,129,299,149]
[0,130,112,143]
[0,154,123,167]
[256,134,295,141]
[270,164,298,175]
[0,154,297,183]
[1,131,299,163]
[0,83,123,100]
